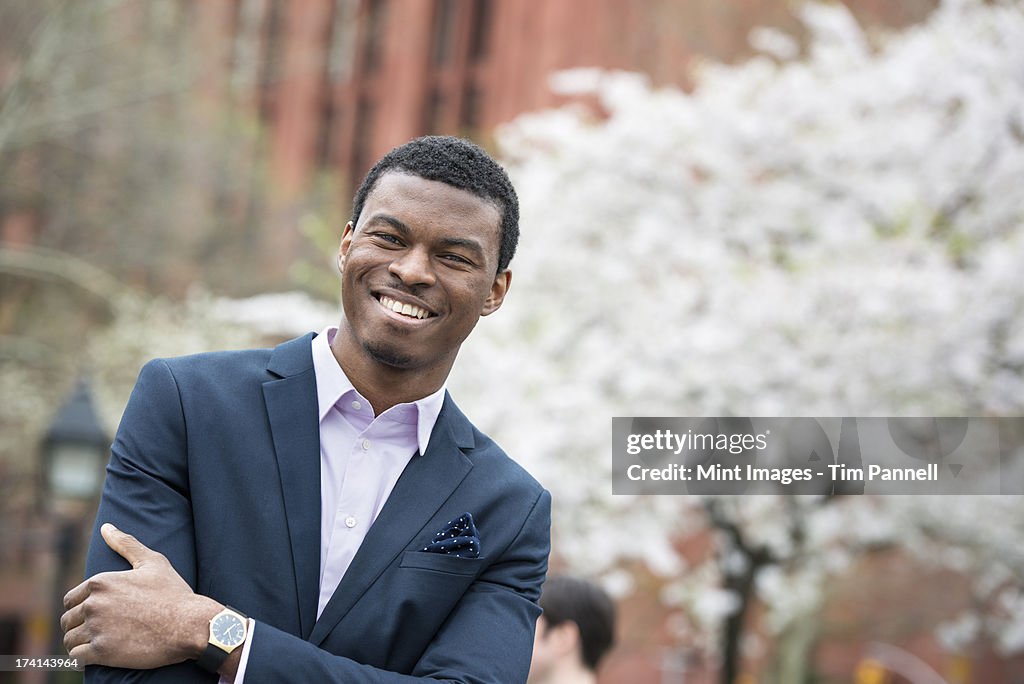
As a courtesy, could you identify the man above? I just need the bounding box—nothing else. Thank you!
[61,136,551,683]
[528,576,616,684]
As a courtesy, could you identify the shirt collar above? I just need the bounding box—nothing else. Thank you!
[311,327,446,456]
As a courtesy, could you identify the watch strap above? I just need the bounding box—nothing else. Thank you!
[196,606,248,674]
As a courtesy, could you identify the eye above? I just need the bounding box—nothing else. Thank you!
[440,253,474,267]
[372,232,403,246]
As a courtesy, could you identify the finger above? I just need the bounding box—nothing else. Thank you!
[67,641,96,666]
[63,621,90,656]
[100,523,154,569]
[60,601,85,635]
[63,577,93,611]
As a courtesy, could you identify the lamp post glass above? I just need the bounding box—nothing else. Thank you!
[42,377,109,506]
[48,442,106,501]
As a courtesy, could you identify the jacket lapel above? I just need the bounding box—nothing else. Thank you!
[263,333,321,640]
[309,393,475,646]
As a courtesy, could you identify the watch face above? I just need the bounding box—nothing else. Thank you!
[211,613,246,648]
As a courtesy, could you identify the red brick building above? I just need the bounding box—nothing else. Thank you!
[0,0,935,283]
[228,0,934,197]
[162,0,933,282]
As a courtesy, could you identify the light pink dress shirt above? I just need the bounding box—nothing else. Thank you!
[311,326,446,616]
[228,327,445,683]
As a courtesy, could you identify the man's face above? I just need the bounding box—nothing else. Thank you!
[338,172,510,374]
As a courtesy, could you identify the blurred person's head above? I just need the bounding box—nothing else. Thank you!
[529,576,616,684]
[350,135,520,273]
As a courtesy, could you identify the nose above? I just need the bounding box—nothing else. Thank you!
[388,246,436,287]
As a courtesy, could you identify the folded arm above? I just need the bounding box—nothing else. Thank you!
[68,488,550,683]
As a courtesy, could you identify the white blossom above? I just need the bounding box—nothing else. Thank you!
[447,0,1024,655]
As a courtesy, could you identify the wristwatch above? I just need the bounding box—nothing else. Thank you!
[196,606,249,673]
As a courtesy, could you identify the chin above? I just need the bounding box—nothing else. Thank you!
[364,341,417,369]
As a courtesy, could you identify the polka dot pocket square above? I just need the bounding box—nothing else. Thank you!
[421,512,481,559]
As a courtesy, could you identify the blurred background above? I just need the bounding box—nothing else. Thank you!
[2,0,1023,682]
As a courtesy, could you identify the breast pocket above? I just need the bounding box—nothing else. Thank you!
[387,551,487,638]
[399,550,486,576]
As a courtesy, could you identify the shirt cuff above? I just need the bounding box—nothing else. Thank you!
[217,618,255,684]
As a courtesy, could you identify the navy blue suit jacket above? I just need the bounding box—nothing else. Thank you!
[84,333,551,682]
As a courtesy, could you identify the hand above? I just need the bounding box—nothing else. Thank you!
[61,523,221,669]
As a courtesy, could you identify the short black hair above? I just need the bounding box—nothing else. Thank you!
[350,135,520,272]
[539,576,616,672]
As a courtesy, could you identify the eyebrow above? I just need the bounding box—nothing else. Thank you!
[366,213,411,235]
[366,213,487,262]
[437,236,486,261]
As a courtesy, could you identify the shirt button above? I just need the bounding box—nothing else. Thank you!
[345,515,357,528]
[351,400,361,410]
[361,439,371,450]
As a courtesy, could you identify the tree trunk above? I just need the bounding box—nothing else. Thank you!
[772,608,821,684]
[720,557,759,684]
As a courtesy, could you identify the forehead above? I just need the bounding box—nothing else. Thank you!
[360,172,502,240]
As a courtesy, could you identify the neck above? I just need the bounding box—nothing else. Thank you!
[531,661,596,684]
[532,663,598,684]
[330,324,451,415]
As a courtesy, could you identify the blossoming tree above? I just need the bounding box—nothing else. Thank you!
[446,1,1024,680]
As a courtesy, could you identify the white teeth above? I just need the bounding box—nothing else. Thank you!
[379,296,430,320]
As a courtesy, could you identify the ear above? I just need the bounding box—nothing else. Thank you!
[338,221,355,273]
[548,620,581,658]
[481,269,511,316]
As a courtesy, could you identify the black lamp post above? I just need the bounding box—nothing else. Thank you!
[42,378,109,505]
[41,377,109,679]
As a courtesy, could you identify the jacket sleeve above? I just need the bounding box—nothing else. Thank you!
[83,359,215,683]
[244,488,552,684]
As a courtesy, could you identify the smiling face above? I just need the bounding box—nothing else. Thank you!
[334,172,511,394]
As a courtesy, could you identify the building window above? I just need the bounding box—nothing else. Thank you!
[430,0,458,66]
[468,0,492,62]
[361,0,388,74]
[351,96,376,183]
[230,0,265,96]
[423,87,447,135]
[258,0,284,124]
[326,0,359,83]
[318,0,359,169]
[460,82,481,131]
